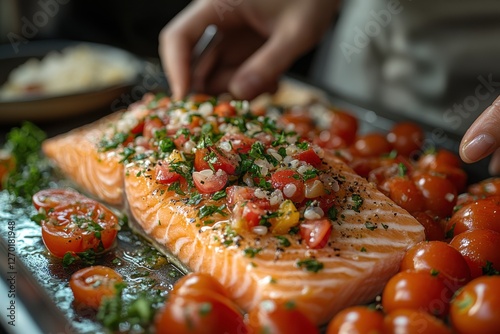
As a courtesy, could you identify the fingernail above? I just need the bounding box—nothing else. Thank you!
[230,73,261,99]
[462,133,496,162]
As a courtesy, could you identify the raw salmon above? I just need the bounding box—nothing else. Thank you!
[43,92,425,326]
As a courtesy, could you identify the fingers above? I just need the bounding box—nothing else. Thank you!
[228,3,336,100]
[460,95,500,164]
[488,148,500,175]
[158,1,221,100]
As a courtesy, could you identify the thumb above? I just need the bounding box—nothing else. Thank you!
[460,95,500,163]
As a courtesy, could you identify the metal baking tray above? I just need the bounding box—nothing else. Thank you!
[0,75,490,334]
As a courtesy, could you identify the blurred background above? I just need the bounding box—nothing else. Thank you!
[1,0,500,140]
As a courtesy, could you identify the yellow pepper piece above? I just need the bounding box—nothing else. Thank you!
[271,200,300,235]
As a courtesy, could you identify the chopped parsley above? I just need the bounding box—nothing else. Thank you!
[168,181,186,196]
[482,261,500,275]
[62,249,97,267]
[327,207,338,221]
[296,258,324,273]
[398,163,408,177]
[243,247,262,258]
[158,138,176,153]
[212,190,226,201]
[365,221,377,231]
[275,236,291,247]
[186,192,203,205]
[351,194,364,212]
[198,204,227,219]
[99,132,129,151]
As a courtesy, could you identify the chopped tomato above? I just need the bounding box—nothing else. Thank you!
[241,202,268,229]
[40,200,119,258]
[293,148,322,167]
[69,266,122,309]
[213,101,236,117]
[281,109,315,136]
[246,300,319,334]
[143,117,164,140]
[193,169,228,194]
[299,219,332,249]
[271,169,305,203]
[219,133,256,154]
[194,148,238,175]
[155,162,181,184]
[130,121,145,135]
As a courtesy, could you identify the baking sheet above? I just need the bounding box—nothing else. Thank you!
[0,75,490,334]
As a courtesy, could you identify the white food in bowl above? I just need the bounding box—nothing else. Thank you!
[0,43,141,101]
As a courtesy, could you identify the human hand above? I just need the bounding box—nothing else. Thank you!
[460,95,500,174]
[159,0,338,100]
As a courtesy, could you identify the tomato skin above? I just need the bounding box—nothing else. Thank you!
[219,133,256,154]
[246,300,319,334]
[293,148,322,167]
[386,122,424,157]
[385,177,425,214]
[412,211,445,241]
[270,169,305,203]
[281,109,315,135]
[41,201,119,258]
[450,276,500,334]
[468,177,500,197]
[32,188,89,211]
[213,101,236,117]
[194,148,238,175]
[418,149,462,170]
[432,165,468,193]
[155,290,247,334]
[445,196,500,237]
[381,270,451,318]
[192,169,228,194]
[299,219,332,249]
[143,117,164,140]
[400,241,471,292]
[171,273,229,298]
[352,133,392,158]
[326,306,384,334]
[384,309,452,334]
[330,110,358,146]
[413,172,457,218]
[449,229,500,278]
[69,266,122,309]
[155,163,181,184]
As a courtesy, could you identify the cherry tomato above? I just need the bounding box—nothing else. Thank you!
[412,211,445,241]
[246,299,319,334]
[449,275,500,334]
[240,201,269,229]
[155,290,246,334]
[293,148,322,167]
[155,162,181,184]
[400,241,471,292]
[193,169,228,194]
[281,109,315,135]
[352,133,392,158]
[431,165,468,194]
[171,273,229,298]
[384,309,452,334]
[449,229,500,278]
[213,101,236,117]
[330,110,358,146]
[299,219,332,249]
[69,265,122,309]
[32,188,89,211]
[417,149,462,170]
[326,306,384,334]
[381,270,451,318]
[445,196,500,237]
[413,172,457,218]
[41,201,119,257]
[186,93,212,104]
[271,169,305,203]
[386,122,424,157]
[468,177,500,197]
[385,177,425,214]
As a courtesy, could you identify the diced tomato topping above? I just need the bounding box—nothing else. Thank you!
[293,148,322,167]
[219,133,256,154]
[174,133,190,149]
[193,169,228,194]
[271,169,305,203]
[300,219,332,249]
[130,121,145,135]
[155,162,181,184]
[144,117,164,140]
[194,148,238,175]
[213,102,237,117]
[241,202,267,229]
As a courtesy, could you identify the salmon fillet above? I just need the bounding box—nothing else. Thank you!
[43,93,425,326]
[124,153,423,325]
